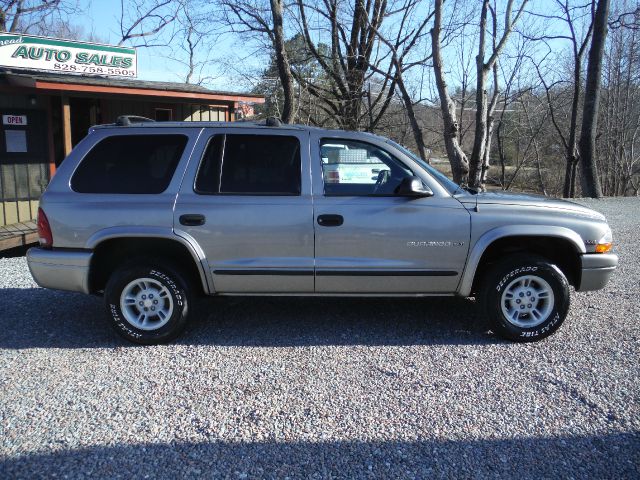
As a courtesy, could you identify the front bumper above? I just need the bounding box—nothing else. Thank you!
[577,253,618,292]
[27,247,93,294]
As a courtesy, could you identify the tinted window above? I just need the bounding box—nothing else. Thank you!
[321,139,414,195]
[71,134,187,194]
[194,135,224,194]
[195,134,301,195]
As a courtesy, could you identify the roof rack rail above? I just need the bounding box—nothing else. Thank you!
[116,115,155,126]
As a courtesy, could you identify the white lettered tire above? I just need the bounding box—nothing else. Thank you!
[479,254,570,342]
[104,260,192,344]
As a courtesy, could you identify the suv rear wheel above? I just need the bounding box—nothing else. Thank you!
[104,260,192,344]
[479,254,570,342]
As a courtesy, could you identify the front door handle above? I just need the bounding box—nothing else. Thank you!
[179,214,206,226]
[317,214,344,227]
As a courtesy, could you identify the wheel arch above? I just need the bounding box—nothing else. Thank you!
[458,225,585,297]
[86,227,212,295]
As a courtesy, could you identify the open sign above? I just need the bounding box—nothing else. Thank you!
[2,115,28,125]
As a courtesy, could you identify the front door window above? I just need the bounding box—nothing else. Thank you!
[320,139,414,196]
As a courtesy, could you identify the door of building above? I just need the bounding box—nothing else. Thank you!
[0,109,50,226]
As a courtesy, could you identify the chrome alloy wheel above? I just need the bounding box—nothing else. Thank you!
[120,277,174,331]
[500,275,555,328]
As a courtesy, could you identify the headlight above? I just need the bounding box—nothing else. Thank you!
[595,228,613,253]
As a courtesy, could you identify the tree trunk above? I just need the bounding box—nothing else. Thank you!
[9,0,23,32]
[431,0,469,184]
[468,0,526,191]
[480,112,495,186]
[270,0,295,123]
[469,70,489,189]
[397,72,429,161]
[563,62,583,198]
[479,60,500,189]
[579,0,609,198]
[497,119,507,188]
[469,0,490,190]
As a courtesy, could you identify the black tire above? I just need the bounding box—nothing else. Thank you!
[104,259,193,344]
[479,254,570,342]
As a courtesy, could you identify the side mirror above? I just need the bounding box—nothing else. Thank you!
[395,176,434,198]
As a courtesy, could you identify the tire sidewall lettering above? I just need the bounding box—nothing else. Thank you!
[149,269,183,306]
[518,312,560,338]
[109,302,143,339]
[496,266,539,292]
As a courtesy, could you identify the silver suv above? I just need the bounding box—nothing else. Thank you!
[27,118,618,344]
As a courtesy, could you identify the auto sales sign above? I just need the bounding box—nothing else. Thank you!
[0,33,137,78]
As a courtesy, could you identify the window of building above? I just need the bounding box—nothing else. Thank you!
[195,134,301,195]
[71,134,187,194]
[155,108,173,121]
[320,139,414,196]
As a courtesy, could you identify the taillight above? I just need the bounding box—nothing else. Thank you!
[37,207,53,248]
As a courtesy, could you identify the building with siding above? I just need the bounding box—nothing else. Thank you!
[0,70,263,228]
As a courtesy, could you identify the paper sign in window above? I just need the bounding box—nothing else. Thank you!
[5,130,27,153]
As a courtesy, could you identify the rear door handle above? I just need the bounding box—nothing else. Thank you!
[179,214,206,226]
[317,214,343,227]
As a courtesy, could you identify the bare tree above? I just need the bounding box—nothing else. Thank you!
[467,0,528,190]
[494,38,534,189]
[294,0,392,130]
[527,0,594,197]
[0,0,77,33]
[118,0,181,47]
[220,0,296,122]
[431,0,469,184]
[365,0,435,159]
[599,1,640,196]
[168,3,224,84]
[579,0,609,197]
[451,9,478,147]
[269,0,294,122]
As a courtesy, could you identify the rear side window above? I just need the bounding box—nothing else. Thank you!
[195,134,301,195]
[71,134,188,194]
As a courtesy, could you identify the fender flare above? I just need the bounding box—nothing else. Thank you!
[457,225,585,297]
[85,226,214,294]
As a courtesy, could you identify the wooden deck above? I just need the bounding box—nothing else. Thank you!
[0,221,39,252]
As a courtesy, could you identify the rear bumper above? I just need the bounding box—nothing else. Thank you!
[27,247,92,294]
[577,253,618,292]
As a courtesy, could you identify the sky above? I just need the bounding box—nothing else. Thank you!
[75,1,216,86]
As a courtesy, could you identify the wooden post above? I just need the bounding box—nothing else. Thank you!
[46,95,57,178]
[61,95,72,156]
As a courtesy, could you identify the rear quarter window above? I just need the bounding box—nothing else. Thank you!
[71,134,188,194]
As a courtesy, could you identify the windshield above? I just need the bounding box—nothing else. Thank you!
[386,140,461,195]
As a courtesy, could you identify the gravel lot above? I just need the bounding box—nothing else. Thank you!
[1,197,639,479]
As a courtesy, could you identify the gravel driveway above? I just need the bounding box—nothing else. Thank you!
[1,197,639,479]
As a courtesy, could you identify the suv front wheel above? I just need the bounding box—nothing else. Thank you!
[479,254,570,342]
[105,260,192,344]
